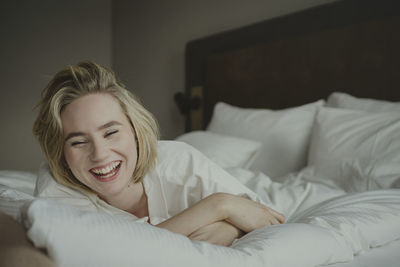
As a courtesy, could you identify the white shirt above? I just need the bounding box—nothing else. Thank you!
[34,141,263,224]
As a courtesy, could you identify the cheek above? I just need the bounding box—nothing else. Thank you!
[119,133,138,162]
[63,147,72,166]
[115,131,137,150]
[63,149,88,185]
[64,147,82,170]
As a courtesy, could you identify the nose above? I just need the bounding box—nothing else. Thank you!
[89,139,109,162]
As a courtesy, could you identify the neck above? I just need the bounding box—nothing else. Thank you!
[101,181,149,218]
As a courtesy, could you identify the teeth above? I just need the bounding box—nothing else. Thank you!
[99,170,116,179]
[92,161,120,175]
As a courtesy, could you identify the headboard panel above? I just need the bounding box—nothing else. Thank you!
[183,0,400,131]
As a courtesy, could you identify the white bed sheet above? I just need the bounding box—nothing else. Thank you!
[1,168,400,267]
[328,239,400,267]
[227,167,400,267]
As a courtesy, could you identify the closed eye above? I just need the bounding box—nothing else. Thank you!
[105,130,118,138]
[71,141,87,147]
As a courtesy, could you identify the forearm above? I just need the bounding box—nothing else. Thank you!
[155,193,228,236]
[155,192,284,237]
[189,220,245,247]
[223,194,285,232]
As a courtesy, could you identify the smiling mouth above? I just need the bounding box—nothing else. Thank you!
[90,161,121,179]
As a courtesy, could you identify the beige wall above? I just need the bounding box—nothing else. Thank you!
[112,0,336,140]
[0,0,112,171]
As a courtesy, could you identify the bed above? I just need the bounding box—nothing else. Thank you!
[174,0,400,266]
[1,0,400,266]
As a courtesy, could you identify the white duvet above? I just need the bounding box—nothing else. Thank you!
[21,189,400,267]
[3,166,396,267]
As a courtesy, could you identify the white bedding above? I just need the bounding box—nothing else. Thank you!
[329,240,400,267]
[2,94,400,267]
[1,167,400,267]
[22,199,352,267]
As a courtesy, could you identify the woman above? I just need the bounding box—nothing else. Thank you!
[32,61,284,246]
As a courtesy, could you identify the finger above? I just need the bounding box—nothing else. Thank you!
[274,212,285,223]
[269,216,280,225]
[277,212,286,223]
[267,208,286,223]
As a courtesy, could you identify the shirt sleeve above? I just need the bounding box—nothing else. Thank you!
[153,141,268,219]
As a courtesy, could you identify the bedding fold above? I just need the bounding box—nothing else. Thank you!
[22,188,400,267]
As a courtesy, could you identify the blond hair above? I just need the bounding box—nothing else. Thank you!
[33,61,159,194]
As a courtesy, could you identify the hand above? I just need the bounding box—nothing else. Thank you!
[156,193,227,236]
[221,193,285,233]
[188,221,244,247]
[156,192,284,237]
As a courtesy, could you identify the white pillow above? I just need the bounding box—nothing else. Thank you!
[307,107,400,189]
[207,101,324,179]
[0,170,36,195]
[296,159,400,193]
[23,199,353,267]
[0,187,33,220]
[175,131,261,168]
[0,170,36,220]
[327,92,400,113]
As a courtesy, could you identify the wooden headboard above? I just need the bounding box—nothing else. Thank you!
[177,0,400,132]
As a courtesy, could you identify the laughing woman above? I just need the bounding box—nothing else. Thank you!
[32,61,284,246]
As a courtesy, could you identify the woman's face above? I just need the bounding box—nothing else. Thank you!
[61,93,138,199]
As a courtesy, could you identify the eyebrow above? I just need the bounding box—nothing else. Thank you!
[64,121,123,142]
